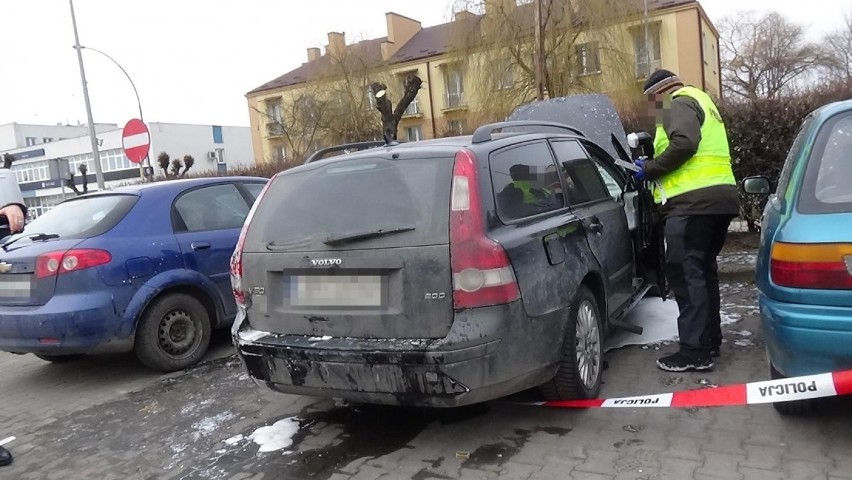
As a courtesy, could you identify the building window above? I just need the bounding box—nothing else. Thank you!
[404,126,423,142]
[12,161,50,183]
[632,22,662,79]
[66,148,135,176]
[366,86,377,110]
[272,145,286,164]
[493,59,514,90]
[447,119,467,136]
[398,77,421,116]
[444,65,465,108]
[25,137,37,146]
[42,137,53,143]
[575,42,601,76]
[212,125,224,144]
[266,99,283,124]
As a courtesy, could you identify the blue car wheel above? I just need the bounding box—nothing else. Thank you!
[134,293,212,372]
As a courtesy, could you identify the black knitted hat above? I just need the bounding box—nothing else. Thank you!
[643,69,684,94]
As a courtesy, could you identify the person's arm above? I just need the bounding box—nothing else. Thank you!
[643,97,705,180]
[0,204,25,233]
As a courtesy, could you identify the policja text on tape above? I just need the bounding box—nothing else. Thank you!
[534,369,852,408]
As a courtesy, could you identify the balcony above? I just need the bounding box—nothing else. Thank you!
[266,121,285,137]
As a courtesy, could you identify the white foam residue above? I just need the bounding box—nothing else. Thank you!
[239,329,271,342]
[192,411,237,440]
[249,417,300,453]
[604,297,679,351]
[224,434,244,446]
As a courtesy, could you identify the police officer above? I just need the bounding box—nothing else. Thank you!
[633,69,740,372]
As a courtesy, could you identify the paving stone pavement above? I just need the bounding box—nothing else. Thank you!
[1,279,850,480]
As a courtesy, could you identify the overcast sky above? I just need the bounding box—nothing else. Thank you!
[0,0,847,130]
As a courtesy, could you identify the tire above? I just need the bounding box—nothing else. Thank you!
[34,354,85,363]
[540,286,604,401]
[770,363,818,416]
[134,293,211,372]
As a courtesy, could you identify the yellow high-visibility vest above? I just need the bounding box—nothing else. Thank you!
[652,86,736,204]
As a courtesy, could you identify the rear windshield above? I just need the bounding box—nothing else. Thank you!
[15,194,136,241]
[800,112,852,214]
[247,156,453,251]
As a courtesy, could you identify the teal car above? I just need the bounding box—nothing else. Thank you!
[743,99,852,415]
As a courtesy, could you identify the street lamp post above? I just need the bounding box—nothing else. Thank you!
[75,45,151,177]
[68,0,105,190]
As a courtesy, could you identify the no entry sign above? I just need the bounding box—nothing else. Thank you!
[122,119,150,164]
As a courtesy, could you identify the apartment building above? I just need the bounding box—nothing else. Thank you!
[247,0,721,164]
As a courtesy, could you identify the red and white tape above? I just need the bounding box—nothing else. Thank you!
[536,370,852,408]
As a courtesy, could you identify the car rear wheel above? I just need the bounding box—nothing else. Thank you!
[34,354,85,363]
[540,286,603,401]
[134,293,211,372]
[770,363,819,416]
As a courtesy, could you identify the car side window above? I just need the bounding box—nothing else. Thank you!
[550,140,611,205]
[581,141,625,199]
[173,184,250,232]
[489,141,564,222]
[242,182,266,202]
[777,114,815,198]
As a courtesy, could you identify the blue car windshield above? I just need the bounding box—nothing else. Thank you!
[18,194,137,240]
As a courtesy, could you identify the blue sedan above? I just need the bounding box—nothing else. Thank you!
[744,99,852,415]
[0,176,267,371]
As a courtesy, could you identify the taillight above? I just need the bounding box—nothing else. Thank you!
[231,178,274,307]
[35,249,112,278]
[770,242,852,289]
[450,149,520,309]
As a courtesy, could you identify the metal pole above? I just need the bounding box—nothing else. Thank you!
[534,0,544,101]
[69,0,105,190]
[644,0,651,78]
[79,46,150,179]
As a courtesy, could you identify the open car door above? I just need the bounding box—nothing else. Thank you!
[507,94,666,297]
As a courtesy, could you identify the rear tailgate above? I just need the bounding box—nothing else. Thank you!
[242,154,455,338]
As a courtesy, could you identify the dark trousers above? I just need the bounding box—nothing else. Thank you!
[664,215,733,358]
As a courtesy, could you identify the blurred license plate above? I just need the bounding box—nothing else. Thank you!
[289,275,384,307]
[0,274,31,299]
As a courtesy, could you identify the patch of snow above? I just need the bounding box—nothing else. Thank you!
[224,434,244,446]
[734,339,754,347]
[249,417,300,453]
[721,312,742,326]
[730,330,753,337]
[308,336,333,341]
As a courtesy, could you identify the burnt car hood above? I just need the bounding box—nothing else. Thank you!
[507,94,630,161]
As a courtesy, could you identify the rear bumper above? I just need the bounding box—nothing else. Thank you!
[0,291,130,355]
[233,301,565,407]
[760,293,852,377]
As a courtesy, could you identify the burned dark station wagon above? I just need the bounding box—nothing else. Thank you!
[231,95,665,407]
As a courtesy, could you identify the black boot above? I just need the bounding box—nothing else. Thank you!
[0,446,12,466]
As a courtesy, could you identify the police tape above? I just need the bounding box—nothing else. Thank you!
[534,370,852,408]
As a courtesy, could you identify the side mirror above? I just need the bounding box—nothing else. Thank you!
[742,176,773,195]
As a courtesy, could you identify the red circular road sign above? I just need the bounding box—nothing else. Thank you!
[122,119,150,164]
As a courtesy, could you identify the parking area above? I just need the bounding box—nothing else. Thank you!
[2,279,851,480]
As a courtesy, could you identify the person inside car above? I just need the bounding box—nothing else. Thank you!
[498,164,555,219]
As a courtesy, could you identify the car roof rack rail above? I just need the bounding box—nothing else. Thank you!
[304,140,388,164]
[471,121,585,144]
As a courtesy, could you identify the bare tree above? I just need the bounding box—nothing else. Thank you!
[824,13,852,88]
[450,0,638,122]
[2,153,14,169]
[719,11,831,101]
[182,155,195,176]
[157,152,170,176]
[370,73,423,140]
